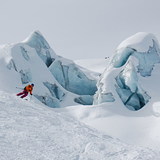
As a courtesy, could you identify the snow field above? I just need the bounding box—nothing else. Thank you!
[0,91,159,160]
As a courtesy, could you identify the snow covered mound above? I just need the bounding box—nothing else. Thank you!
[113,32,160,76]
[0,31,97,107]
[94,32,160,110]
[0,91,159,160]
[117,32,159,53]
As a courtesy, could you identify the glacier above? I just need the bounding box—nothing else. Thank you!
[25,31,97,96]
[24,30,55,67]
[94,32,160,110]
[0,31,97,107]
[49,58,97,95]
[74,95,93,105]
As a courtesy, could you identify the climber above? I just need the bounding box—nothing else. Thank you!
[17,83,34,98]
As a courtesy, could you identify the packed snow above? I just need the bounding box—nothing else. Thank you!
[1,92,159,160]
[61,99,160,151]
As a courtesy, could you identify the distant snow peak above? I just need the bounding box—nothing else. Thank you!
[94,32,160,111]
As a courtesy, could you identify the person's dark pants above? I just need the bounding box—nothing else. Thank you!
[17,90,28,98]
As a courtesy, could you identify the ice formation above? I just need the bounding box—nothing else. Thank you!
[49,59,97,95]
[74,95,93,105]
[24,30,56,67]
[94,32,160,110]
[0,31,97,107]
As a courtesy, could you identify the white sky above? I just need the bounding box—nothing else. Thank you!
[0,0,160,60]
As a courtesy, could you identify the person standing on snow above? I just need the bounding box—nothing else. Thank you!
[17,84,34,98]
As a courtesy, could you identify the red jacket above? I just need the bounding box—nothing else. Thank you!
[24,85,33,94]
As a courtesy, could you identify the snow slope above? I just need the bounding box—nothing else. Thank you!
[1,91,159,160]
[60,101,160,150]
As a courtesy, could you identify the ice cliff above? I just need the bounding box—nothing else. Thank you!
[0,31,97,107]
[94,32,160,110]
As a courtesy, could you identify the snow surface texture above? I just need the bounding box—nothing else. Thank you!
[94,32,160,110]
[62,101,160,151]
[0,91,159,160]
[0,31,97,107]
